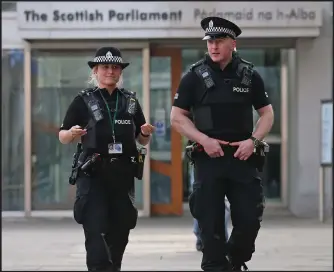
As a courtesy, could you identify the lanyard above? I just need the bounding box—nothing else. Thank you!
[99,89,119,143]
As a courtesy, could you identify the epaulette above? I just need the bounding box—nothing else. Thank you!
[189,59,205,72]
[78,87,96,97]
[119,88,136,98]
[239,58,254,67]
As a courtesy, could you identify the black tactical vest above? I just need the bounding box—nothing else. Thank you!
[191,55,254,142]
[80,88,137,157]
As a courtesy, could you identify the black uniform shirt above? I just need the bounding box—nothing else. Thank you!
[173,55,271,141]
[60,88,146,154]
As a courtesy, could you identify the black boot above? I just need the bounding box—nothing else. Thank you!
[88,265,114,272]
[231,262,249,271]
[196,239,203,251]
[227,255,249,271]
[112,264,121,271]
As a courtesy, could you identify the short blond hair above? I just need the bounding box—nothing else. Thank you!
[87,65,123,88]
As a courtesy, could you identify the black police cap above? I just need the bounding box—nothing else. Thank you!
[201,16,242,40]
[88,47,129,69]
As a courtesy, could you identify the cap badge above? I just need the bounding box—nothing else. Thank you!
[106,51,113,60]
[209,20,214,28]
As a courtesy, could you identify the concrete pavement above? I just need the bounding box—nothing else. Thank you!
[2,211,333,271]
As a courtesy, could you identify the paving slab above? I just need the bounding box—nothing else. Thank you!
[2,212,333,271]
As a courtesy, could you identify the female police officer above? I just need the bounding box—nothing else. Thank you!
[59,47,154,272]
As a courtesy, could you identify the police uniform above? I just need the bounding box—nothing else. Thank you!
[173,17,270,271]
[60,47,146,272]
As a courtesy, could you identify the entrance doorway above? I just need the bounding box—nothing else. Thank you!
[149,48,183,215]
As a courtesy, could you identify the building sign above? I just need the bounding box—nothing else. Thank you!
[16,2,323,38]
[21,7,318,24]
[194,7,317,22]
[22,9,183,23]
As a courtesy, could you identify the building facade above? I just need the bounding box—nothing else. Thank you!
[2,1,332,218]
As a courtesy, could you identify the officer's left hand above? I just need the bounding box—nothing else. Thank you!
[141,123,155,136]
[229,139,254,160]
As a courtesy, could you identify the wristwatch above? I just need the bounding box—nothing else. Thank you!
[250,136,261,148]
[140,131,150,137]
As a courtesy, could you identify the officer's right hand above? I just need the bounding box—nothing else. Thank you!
[69,125,87,137]
[201,137,225,158]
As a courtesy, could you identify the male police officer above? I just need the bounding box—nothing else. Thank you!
[59,47,154,272]
[171,17,274,271]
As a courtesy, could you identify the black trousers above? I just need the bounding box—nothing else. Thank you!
[189,151,265,271]
[74,164,138,272]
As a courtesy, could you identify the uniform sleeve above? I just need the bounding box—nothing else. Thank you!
[60,95,87,131]
[251,70,271,110]
[133,100,146,137]
[172,71,199,111]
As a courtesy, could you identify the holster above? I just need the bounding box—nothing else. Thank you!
[252,143,269,172]
[185,141,203,165]
[134,147,147,180]
[69,145,88,185]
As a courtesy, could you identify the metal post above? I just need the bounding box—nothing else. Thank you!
[280,49,289,207]
[319,166,325,222]
[142,46,151,217]
[23,40,32,217]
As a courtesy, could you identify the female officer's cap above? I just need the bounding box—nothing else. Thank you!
[201,16,242,41]
[88,47,130,69]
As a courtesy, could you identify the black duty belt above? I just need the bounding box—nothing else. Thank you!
[99,155,137,165]
[221,145,238,153]
[187,143,238,153]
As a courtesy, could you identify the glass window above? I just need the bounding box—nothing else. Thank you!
[122,51,143,103]
[1,49,25,211]
[149,56,172,204]
[30,49,144,210]
[121,51,144,209]
[150,57,172,162]
[2,1,16,12]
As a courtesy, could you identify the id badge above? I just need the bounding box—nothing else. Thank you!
[108,143,123,154]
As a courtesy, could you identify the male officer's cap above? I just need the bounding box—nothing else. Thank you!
[201,16,242,40]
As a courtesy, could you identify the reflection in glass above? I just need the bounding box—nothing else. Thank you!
[31,50,144,209]
[150,56,172,204]
[150,57,172,162]
[150,171,171,204]
[181,48,282,200]
[1,49,25,211]
[122,51,144,104]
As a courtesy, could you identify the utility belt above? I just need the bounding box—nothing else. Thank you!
[69,144,147,185]
[185,140,270,172]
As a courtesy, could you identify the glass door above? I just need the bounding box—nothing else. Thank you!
[149,48,183,215]
[31,50,92,210]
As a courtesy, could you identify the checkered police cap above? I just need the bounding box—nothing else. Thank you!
[200,16,242,41]
[88,47,129,69]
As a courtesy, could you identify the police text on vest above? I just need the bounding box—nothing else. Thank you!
[115,120,131,125]
[233,87,249,93]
